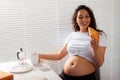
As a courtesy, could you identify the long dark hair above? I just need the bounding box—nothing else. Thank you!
[72,5,103,33]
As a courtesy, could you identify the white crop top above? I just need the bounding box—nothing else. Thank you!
[65,31,107,65]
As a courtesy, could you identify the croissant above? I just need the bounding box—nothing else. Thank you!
[88,27,99,43]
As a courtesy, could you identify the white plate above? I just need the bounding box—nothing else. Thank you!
[10,64,33,74]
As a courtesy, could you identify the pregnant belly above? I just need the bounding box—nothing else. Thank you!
[63,55,95,76]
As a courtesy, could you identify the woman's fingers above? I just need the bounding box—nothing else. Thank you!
[90,38,99,48]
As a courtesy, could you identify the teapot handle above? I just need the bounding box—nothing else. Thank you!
[17,52,20,59]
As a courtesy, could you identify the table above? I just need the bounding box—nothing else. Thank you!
[0,60,62,80]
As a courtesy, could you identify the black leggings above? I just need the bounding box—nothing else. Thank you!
[59,71,97,80]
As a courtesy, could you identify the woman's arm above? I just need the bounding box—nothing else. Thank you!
[39,44,68,61]
[91,39,106,67]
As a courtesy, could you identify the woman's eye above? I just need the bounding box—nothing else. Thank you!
[78,15,90,19]
[86,16,90,18]
[78,16,83,19]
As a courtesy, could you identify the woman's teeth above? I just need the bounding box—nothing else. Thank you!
[83,22,87,24]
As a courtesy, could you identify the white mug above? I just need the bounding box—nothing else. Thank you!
[31,52,39,65]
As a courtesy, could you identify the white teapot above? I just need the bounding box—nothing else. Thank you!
[17,48,26,64]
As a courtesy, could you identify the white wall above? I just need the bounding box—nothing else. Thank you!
[0,0,119,80]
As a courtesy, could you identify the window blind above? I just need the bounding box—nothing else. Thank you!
[112,0,120,79]
[0,0,58,61]
[0,0,26,62]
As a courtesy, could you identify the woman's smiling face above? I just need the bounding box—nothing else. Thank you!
[76,9,91,32]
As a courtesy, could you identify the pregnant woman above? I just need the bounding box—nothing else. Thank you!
[38,5,107,80]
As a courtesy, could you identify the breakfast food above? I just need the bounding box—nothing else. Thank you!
[0,71,13,80]
[88,27,99,43]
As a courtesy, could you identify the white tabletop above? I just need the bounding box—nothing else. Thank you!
[0,60,62,80]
